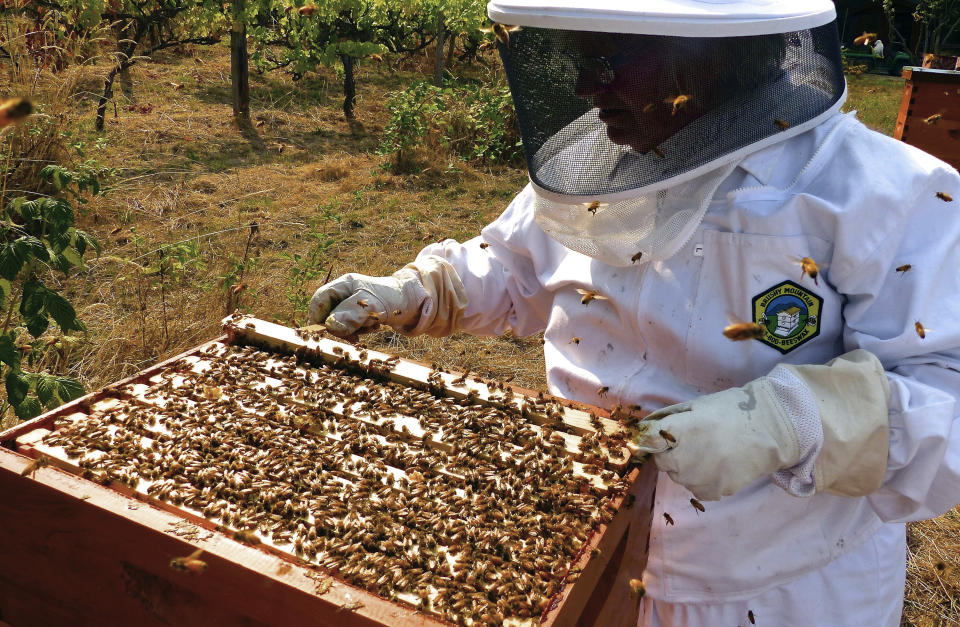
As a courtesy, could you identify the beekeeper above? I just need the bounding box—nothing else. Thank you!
[309,1,960,625]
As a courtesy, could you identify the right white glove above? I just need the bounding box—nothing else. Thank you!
[308,255,468,338]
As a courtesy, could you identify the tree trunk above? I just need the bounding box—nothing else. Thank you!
[340,54,356,119]
[446,31,456,67]
[231,0,250,120]
[433,16,445,87]
[96,63,123,131]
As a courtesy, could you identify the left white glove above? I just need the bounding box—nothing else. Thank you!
[308,255,468,337]
[631,349,891,501]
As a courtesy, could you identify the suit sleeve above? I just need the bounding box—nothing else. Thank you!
[415,186,555,338]
[834,166,960,522]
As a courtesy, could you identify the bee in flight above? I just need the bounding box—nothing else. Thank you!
[20,455,50,478]
[0,97,32,129]
[924,113,942,125]
[480,23,521,46]
[788,255,826,285]
[895,264,912,275]
[915,320,931,339]
[690,497,705,513]
[584,200,608,215]
[723,315,765,341]
[663,512,675,526]
[853,31,878,46]
[577,288,608,305]
[936,191,953,202]
[664,94,692,116]
[169,549,207,574]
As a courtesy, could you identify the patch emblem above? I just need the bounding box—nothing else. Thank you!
[751,280,822,354]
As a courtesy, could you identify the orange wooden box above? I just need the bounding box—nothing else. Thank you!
[0,317,656,627]
[895,66,960,170]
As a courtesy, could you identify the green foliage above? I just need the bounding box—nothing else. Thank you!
[378,81,444,171]
[282,230,333,319]
[378,79,522,171]
[0,165,101,421]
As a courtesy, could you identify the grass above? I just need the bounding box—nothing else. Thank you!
[0,37,955,626]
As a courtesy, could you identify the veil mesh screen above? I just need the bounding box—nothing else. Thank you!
[498,23,844,197]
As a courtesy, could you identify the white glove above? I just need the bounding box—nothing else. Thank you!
[631,350,890,501]
[308,255,468,338]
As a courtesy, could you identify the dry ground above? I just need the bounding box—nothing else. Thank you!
[0,42,955,625]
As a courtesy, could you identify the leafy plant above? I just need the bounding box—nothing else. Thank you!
[282,230,333,320]
[377,80,443,172]
[0,165,101,421]
[378,78,522,171]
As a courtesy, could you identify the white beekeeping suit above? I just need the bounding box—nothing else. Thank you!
[311,1,960,625]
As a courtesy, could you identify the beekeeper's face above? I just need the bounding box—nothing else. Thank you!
[571,33,708,153]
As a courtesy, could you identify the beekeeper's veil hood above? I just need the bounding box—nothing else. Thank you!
[488,0,845,266]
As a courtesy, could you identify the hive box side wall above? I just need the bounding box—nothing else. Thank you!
[0,449,436,627]
[895,67,960,169]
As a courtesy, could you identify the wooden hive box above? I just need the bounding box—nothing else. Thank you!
[894,66,960,170]
[0,316,657,627]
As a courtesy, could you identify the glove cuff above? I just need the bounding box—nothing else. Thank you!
[783,349,890,497]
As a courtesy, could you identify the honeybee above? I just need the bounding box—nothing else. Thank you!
[896,264,912,274]
[355,299,369,309]
[658,429,676,444]
[492,23,521,46]
[789,255,824,285]
[366,311,380,323]
[642,103,656,114]
[774,118,790,130]
[479,242,490,249]
[663,512,675,526]
[203,385,222,401]
[664,94,691,116]
[20,454,50,478]
[577,288,608,305]
[853,31,878,46]
[570,337,581,345]
[233,529,261,545]
[628,578,646,599]
[690,498,705,513]
[631,251,643,263]
[584,201,608,215]
[297,4,317,15]
[341,600,364,611]
[915,320,930,339]
[924,113,942,125]
[936,191,953,202]
[597,386,609,398]
[0,97,32,129]
[652,146,665,158]
[748,609,757,624]
[722,317,765,341]
[169,549,207,573]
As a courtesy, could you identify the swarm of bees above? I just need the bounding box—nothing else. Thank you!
[37,340,631,626]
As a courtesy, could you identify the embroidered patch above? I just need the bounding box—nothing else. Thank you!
[751,280,822,354]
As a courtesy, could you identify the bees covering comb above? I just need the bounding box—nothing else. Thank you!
[29,324,635,626]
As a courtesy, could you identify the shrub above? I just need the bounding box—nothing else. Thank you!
[378,79,523,173]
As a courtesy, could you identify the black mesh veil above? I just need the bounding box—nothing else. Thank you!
[497,23,845,197]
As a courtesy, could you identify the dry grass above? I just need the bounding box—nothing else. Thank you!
[1,36,956,625]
